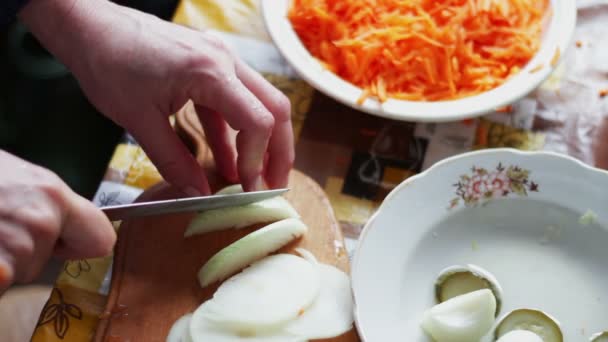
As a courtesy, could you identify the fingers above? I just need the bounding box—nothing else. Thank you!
[235,61,294,188]
[3,187,63,284]
[54,192,116,260]
[129,115,211,196]
[191,76,274,191]
[0,221,36,285]
[0,247,14,293]
[0,179,115,288]
[194,105,239,183]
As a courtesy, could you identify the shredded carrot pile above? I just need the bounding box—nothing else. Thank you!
[288,0,550,103]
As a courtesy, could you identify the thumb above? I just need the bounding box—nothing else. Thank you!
[54,192,116,259]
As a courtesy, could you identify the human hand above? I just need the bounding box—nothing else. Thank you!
[20,0,295,195]
[0,151,116,294]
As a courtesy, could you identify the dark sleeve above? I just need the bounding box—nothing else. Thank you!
[1,0,32,27]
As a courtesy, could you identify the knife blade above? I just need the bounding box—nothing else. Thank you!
[101,188,289,221]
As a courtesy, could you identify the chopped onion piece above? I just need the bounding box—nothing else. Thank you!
[185,196,300,236]
[166,314,193,342]
[421,289,496,342]
[198,218,307,287]
[203,254,320,333]
[285,262,353,339]
[496,329,543,342]
[190,303,305,342]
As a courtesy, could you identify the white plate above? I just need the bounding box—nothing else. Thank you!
[261,0,576,122]
[352,149,608,341]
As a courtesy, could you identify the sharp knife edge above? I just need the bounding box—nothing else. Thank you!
[101,188,289,221]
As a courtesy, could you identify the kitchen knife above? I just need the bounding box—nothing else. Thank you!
[101,188,289,221]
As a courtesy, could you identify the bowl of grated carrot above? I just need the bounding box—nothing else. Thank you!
[261,0,576,122]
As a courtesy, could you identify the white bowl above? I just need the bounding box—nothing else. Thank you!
[351,149,608,341]
[261,1,577,122]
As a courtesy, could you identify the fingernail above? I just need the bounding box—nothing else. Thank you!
[253,176,267,191]
[182,186,202,197]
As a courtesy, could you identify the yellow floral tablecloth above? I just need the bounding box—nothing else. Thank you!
[31,1,608,340]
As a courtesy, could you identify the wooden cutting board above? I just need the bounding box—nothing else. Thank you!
[95,102,360,341]
[93,169,360,342]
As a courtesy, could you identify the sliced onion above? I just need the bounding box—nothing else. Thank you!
[190,303,305,342]
[215,184,244,195]
[198,218,307,287]
[496,330,544,342]
[421,289,496,342]
[203,253,320,333]
[285,263,353,339]
[294,247,318,264]
[185,193,299,236]
[166,314,193,342]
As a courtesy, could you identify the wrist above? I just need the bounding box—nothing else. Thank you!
[18,0,120,74]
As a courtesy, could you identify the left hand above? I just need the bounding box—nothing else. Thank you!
[20,0,295,195]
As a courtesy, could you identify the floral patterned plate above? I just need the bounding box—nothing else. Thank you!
[351,149,608,341]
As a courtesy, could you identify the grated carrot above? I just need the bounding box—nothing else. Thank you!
[550,47,561,68]
[495,105,513,113]
[288,0,550,103]
[529,63,544,74]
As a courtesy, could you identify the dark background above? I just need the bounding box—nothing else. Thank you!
[0,0,179,199]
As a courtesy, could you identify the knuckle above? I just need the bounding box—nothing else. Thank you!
[35,169,65,198]
[27,211,60,240]
[272,94,292,122]
[256,114,275,132]
[206,35,231,55]
[8,236,35,260]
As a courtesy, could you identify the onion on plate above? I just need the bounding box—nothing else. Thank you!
[495,308,563,342]
[435,264,503,316]
[591,331,608,342]
[421,289,496,342]
[496,329,544,342]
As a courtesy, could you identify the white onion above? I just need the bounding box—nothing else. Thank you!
[203,253,320,333]
[421,289,496,342]
[285,263,353,339]
[198,218,307,287]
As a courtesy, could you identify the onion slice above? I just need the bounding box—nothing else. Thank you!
[190,303,305,342]
[421,289,496,342]
[285,263,354,339]
[166,314,193,342]
[203,253,320,333]
[198,218,307,287]
[185,187,299,236]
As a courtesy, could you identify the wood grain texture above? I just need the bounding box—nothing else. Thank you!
[94,170,359,342]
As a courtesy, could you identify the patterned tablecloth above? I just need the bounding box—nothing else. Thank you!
[31,0,608,340]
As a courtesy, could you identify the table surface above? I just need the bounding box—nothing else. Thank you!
[30,1,608,341]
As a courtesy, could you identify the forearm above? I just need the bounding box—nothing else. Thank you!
[18,0,130,75]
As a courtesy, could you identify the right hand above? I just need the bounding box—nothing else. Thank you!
[0,151,116,294]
